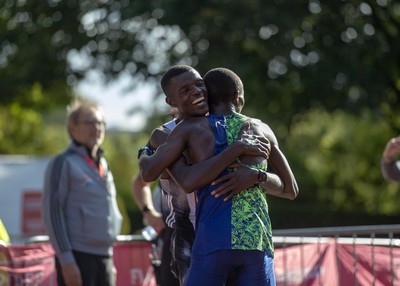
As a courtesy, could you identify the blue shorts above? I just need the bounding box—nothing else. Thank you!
[184,249,275,286]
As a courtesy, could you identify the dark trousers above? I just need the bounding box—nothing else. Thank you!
[154,227,180,286]
[55,250,115,286]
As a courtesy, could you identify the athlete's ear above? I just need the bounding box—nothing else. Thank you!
[232,92,239,103]
[232,90,244,113]
[165,96,176,107]
[232,91,240,108]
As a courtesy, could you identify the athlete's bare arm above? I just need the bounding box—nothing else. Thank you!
[139,121,192,182]
[131,173,165,233]
[255,120,298,200]
[166,121,272,193]
[211,119,298,200]
[140,118,271,189]
[209,162,285,201]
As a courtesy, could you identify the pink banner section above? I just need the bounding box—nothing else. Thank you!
[113,242,157,286]
[0,241,156,286]
[274,239,400,286]
[1,240,399,286]
[0,243,55,286]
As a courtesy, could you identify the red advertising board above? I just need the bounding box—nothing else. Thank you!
[0,241,156,286]
[113,242,157,286]
[274,240,400,286]
[21,191,46,236]
[0,243,55,286]
[0,240,398,286]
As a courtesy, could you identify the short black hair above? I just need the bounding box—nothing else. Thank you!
[203,67,243,105]
[161,65,195,96]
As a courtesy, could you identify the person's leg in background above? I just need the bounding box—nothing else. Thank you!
[55,251,116,286]
[156,227,179,285]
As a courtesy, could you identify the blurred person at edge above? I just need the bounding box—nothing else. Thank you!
[381,136,400,182]
[131,107,180,286]
[0,218,10,244]
[42,100,122,286]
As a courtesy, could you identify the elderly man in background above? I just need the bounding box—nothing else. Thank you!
[42,100,122,286]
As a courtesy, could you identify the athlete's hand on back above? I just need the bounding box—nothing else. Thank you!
[210,163,258,201]
[237,121,271,159]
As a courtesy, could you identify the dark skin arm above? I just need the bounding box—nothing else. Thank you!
[265,143,298,199]
[139,118,271,189]
[211,119,299,200]
[166,129,271,193]
[165,120,274,193]
[140,124,175,181]
[210,163,284,201]
[139,124,189,182]
[169,119,289,199]
[131,173,165,233]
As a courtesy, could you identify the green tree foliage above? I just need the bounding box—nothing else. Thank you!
[0,103,69,154]
[3,0,399,123]
[2,0,400,228]
[266,108,400,228]
[285,108,400,214]
[0,1,77,109]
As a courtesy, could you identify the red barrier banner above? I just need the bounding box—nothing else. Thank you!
[1,240,399,286]
[0,243,55,286]
[274,240,400,286]
[0,242,156,286]
[21,191,46,236]
[113,242,157,286]
[336,243,400,286]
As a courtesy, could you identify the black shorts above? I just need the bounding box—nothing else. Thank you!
[170,228,195,284]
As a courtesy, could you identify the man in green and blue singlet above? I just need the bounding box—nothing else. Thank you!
[138,65,271,285]
[139,66,298,285]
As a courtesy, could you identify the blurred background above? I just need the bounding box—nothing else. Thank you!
[1,0,400,236]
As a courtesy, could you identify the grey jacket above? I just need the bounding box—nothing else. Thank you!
[42,142,122,265]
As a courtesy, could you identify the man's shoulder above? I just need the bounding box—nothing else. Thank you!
[149,119,182,147]
[149,126,170,148]
[180,115,207,122]
[149,119,180,138]
[180,117,211,134]
[46,149,75,173]
[248,117,270,129]
[152,125,170,136]
[240,116,278,145]
[162,119,177,131]
[52,147,75,160]
[176,117,208,128]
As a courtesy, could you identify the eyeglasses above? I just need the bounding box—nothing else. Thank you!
[78,120,106,128]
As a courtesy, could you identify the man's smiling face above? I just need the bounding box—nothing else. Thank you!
[166,69,209,119]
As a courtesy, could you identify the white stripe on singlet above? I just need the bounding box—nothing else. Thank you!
[187,192,197,229]
[164,191,175,228]
[160,119,197,229]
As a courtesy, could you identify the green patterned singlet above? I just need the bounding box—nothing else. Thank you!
[225,112,274,258]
